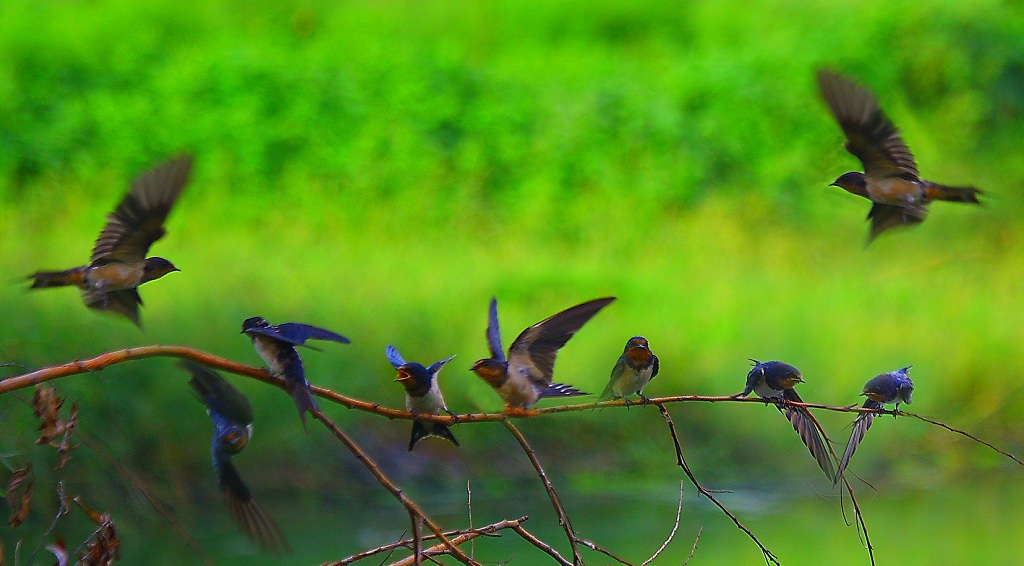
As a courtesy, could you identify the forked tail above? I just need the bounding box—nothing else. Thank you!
[28,267,87,289]
[924,182,982,204]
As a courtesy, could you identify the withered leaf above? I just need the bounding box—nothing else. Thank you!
[6,463,33,528]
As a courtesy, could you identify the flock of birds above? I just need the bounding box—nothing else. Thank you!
[21,69,974,551]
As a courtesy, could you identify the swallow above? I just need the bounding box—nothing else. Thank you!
[182,361,287,553]
[27,155,193,327]
[385,345,458,451]
[736,360,836,481]
[241,316,349,427]
[601,336,660,405]
[817,69,982,243]
[470,296,614,412]
[834,366,914,484]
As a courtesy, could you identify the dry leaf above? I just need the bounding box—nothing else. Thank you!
[6,463,33,528]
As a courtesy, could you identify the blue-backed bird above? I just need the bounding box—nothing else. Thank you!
[736,360,836,481]
[385,345,458,451]
[27,155,193,327]
[817,69,981,244]
[470,296,614,413]
[601,336,659,405]
[241,316,349,427]
[834,366,914,484]
[182,361,287,553]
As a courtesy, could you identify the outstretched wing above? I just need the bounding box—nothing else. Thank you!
[507,297,615,387]
[427,354,457,376]
[817,70,918,180]
[486,297,506,362]
[250,323,350,346]
[91,155,193,264]
[83,288,143,328]
[385,345,407,369]
[183,361,253,425]
[866,202,927,243]
[213,445,288,553]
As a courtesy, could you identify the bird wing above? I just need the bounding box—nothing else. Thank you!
[183,361,253,425]
[650,354,660,380]
[90,155,193,264]
[783,389,836,481]
[816,70,919,180]
[601,356,628,400]
[427,354,457,376]
[738,362,764,397]
[486,297,506,363]
[507,297,615,387]
[258,322,350,346]
[834,399,882,485]
[213,444,288,553]
[385,345,407,369]
[866,202,928,243]
[83,288,143,328]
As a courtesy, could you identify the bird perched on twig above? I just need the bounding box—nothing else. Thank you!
[385,345,458,451]
[241,316,349,427]
[27,155,193,327]
[182,361,287,553]
[817,69,982,243]
[470,296,614,413]
[735,360,836,481]
[601,336,659,405]
[834,366,914,484]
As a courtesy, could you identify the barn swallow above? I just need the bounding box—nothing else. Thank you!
[470,296,615,412]
[182,361,287,553]
[736,360,836,481]
[385,345,458,451]
[817,69,982,243]
[601,336,659,405]
[27,155,193,327]
[834,366,914,484]
[241,316,349,427]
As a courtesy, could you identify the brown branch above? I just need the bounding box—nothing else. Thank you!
[658,404,779,566]
[683,527,703,566]
[310,408,477,566]
[502,418,583,565]
[387,517,531,566]
[901,411,1024,466]
[511,524,573,566]
[573,538,631,565]
[641,481,684,566]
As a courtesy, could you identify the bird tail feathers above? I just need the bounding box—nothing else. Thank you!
[28,267,87,289]
[541,383,589,398]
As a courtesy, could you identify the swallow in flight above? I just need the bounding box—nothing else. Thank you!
[385,345,458,451]
[182,361,287,553]
[241,316,349,427]
[27,155,193,327]
[736,360,836,481]
[817,69,981,243]
[470,296,615,413]
[834,366,914,484]
[601,336,659,405]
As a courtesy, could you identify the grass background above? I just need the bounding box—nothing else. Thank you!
[1,0,1023,563]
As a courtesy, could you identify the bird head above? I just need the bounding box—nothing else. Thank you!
[142,257,180,281]
[241,316,269,334]
[624,336,653,363]
[829,171,868,197]
[470,358,506,387]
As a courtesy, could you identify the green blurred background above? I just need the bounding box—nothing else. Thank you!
[2,0,1023,563]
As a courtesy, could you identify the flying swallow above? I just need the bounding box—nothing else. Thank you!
[601,336,659,405]
[27,155,193,327]
[817,69,982,243]
[241,316,349,427]
[470,296,615,412]
[385,345,458,451]
[736,360,836,481]
[834,366,914,484]
[182,361,287,553]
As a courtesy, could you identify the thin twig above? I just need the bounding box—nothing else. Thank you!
[511,524,573,566]
[387,517,529,566]
[502,418,583,565]
[573,538,631,565]
[466,481,475,560]
[683,527,703,566]
[657,404,779,566]
[310,409,477,566]
[641,481,684,566]
[410,511,421,566]
[902,411,1024,465]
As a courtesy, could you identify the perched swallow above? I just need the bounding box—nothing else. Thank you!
[241,316,349,427]
[385,345,458,451]
[834,366,914,484]
[817,69,982,243]
[27,155,193,327]
[736,360,836,481]
[182,361,287,553]
[470,296,615,412]
[601,336,660,405]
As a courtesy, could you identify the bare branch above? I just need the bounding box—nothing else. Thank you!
[683,527,703,566]
[510,524,573,566]
[573,538,631,565]
[502,418,583,565]
[657,404,779,566]
[901,411,1024,466]
[641,481,684,566]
